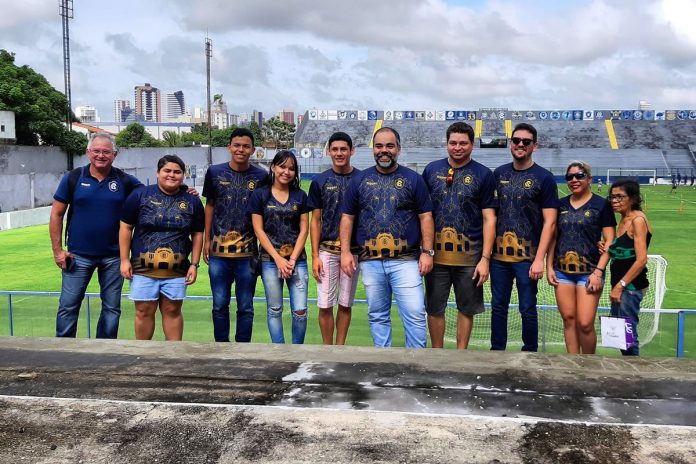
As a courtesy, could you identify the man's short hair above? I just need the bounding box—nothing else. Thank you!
[87,132,117,152]
[373,126,401,148]
[446,122,475,143]
[511,123,538,143]
[158,154,186,172]
[229,127,255,146]
[328,131,353,150]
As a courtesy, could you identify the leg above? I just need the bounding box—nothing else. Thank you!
[490,259,514,350]
[360,260,393,347]
[232,257,257,343]
[335,305,352,345]
[316,251,340,344]
[56,254,96,338]
[288,260,309,344]
[334,253,359,345]
[159,295,184,341]
[456,313,474,349]
[555,283,580,353]
[134,300,158,340]
[513,262,538,352]
[389,260,426,349]
[424,264,452,349]
[610,289,643,356]
[208,256,234,342]
[95,256,124,339]
[576,285,601,354]
[260,261,285,343]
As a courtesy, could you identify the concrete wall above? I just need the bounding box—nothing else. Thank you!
[0,206,51,230]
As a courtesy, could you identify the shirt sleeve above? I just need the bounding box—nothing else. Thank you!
[202,166,215,200]
[481,169,498,209]
[340,176,359,216]
[540,172,560,209]
[192,197,205,232]
[120,188,142,226]
[413,174,433,214]
[53,172,72,204]
[599,198,617,228]
[307,179,322,210]
[299,190,311,214]
[246,188,265,216]
[129,174,144,189]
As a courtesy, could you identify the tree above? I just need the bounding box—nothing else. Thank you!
[162,130,182,147]
[115,123,161,148]
[261,117,295,148]
[248,121,264,148]
[0,49,85,154]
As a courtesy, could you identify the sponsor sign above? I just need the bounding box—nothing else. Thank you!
[525,111,536,120]
[539,111,548,120]
[677,110,688,120]
[367,110,378,120]
[425,110,436,121]
[308,110,318,120]
[312,148,324,158]
[300,148,311,158]
[573,110,583,120]
[610,110,621,120]
[404,111,415,120]
[595,110,605,120]
[327,110,338,121]
[643,110,655,120]
[415,111,426,121]
[689,110,696,120]
[467,111,477,120]
[561,111,572,120]
[395,111,404,120]
[621,110,632,120]
[446,110,456,120]
[357,110,368,121]
[511,111,522,120]
[655,110,666,120]
[384,110,394,120]
[583,110,594,120]
[665,110,677,121]
[436,111,445,121]
[550,111,561,120]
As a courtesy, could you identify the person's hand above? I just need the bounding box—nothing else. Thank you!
[312,254,324,282]
[585,273,604,293]
[341,252,357,278]
[275,256,293,279]
[610,283,623,303]
[120,260,133,280]
[53,249,72,270]
[529,258,544,280]
[185,265,197,285]
[597,241,607,254]
[473,257,490,287]
[419,253,434,276]
[186,186,199,196]
[203,241,211,264]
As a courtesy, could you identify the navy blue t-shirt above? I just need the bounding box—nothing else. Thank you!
[247,186,309,261]
[423,158,497,266]
[554,194,616,274]
[493,162,559,262]
[307,167,361,254]
[342,165,433,261]
[202,162,269,258]
[53,164,142,257]
[121,184,205,278]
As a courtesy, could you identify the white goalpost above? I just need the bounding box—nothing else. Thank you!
[606,169,657,185]
[444,255,668,349]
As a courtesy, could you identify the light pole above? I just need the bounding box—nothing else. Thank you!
[59,0,74,170]
[205,36,213,165]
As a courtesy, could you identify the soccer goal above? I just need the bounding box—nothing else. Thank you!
[444,255,668,349]
[606,169,657,185]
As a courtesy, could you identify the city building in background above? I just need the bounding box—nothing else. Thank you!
[163,90,186,122]
[74,105,99,123]
[278,108,294,124]
[252,109,263,127]
[114,99,131,122]
[134,83,161,122]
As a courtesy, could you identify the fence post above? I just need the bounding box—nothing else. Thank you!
[86,295,92,339]
[8,294,13,336]
[677,311,686,358]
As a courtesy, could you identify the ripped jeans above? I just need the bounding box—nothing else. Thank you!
[260,260,309,344]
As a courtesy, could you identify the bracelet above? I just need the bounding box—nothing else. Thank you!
[481,255,490,261]
[190,263,200,268]
[594,267,605,274]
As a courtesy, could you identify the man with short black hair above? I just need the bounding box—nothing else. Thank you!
[50,133,142,338]
[422,122,497,349]
[490,123,559,352]
[203,127,269,342]
[340,127,434,348]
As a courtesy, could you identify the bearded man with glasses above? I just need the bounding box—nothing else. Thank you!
[490,123,559,352]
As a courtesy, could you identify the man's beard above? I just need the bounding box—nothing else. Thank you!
[375,154,396,169]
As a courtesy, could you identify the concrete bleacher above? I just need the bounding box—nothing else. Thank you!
[613,120,696,149]
[295,120,374,148]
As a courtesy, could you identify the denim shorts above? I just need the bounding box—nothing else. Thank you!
[555,269,590,287]
[129,274,187,301]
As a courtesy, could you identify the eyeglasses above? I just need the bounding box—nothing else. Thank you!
[565,172,587,181]
[511,137,534,147]
[608,194,627,201]
[89,149,114,156]
[446,168,454,186]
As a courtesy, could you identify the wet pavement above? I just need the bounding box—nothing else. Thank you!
[1,337,696,463]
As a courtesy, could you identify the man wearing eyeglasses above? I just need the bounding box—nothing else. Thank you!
[340,127,434,348]
[50,133,143,338]
[202,128,269,342]
[422,122,497,349]
[490,123,559,352]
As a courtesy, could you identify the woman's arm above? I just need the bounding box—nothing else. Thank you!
[118,221,135,280]
[610,216,649,302]
[545,228,558,287]
[252,213,293,278]
[290,212,309,264]
[186,231,204,285]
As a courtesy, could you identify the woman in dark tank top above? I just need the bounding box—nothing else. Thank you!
[607,179,652,356]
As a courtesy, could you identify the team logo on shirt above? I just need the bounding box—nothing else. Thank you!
[292,203,299,212]
[247,180,256,190]
[524,179,533,189]
[108,180,118,192]
[464,175,472,185]
[584,210,592,217]
[395,178,405,189]
[179,201,188,210]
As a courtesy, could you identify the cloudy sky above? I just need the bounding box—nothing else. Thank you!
[3,0,696,121]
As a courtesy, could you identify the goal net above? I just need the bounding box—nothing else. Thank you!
[444,255,668,349]
[606,169,657,185]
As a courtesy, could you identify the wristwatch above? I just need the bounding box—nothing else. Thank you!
[422,249,435,257]
[619,279,627,288]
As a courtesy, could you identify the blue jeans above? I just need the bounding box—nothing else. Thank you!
[360,259,426,348]
[610,288,643,356]
[490,259,539,351]
[208,256,258,342]
[56,253,123,339]
[260,260,309,344]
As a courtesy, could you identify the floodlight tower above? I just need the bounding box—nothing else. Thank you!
[59,0,74,169]
[205,36,213,165]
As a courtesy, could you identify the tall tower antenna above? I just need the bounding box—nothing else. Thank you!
[59,0,74,169]
[205,35,213,165]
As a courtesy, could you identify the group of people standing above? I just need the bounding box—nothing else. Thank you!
[50,122,652,356]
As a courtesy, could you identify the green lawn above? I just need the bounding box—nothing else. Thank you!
[1,182,695,356]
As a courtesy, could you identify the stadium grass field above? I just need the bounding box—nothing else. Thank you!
[1,182,695,357]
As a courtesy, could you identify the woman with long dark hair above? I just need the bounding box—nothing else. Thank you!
[607,178,652,356]
[248,150,310,343]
